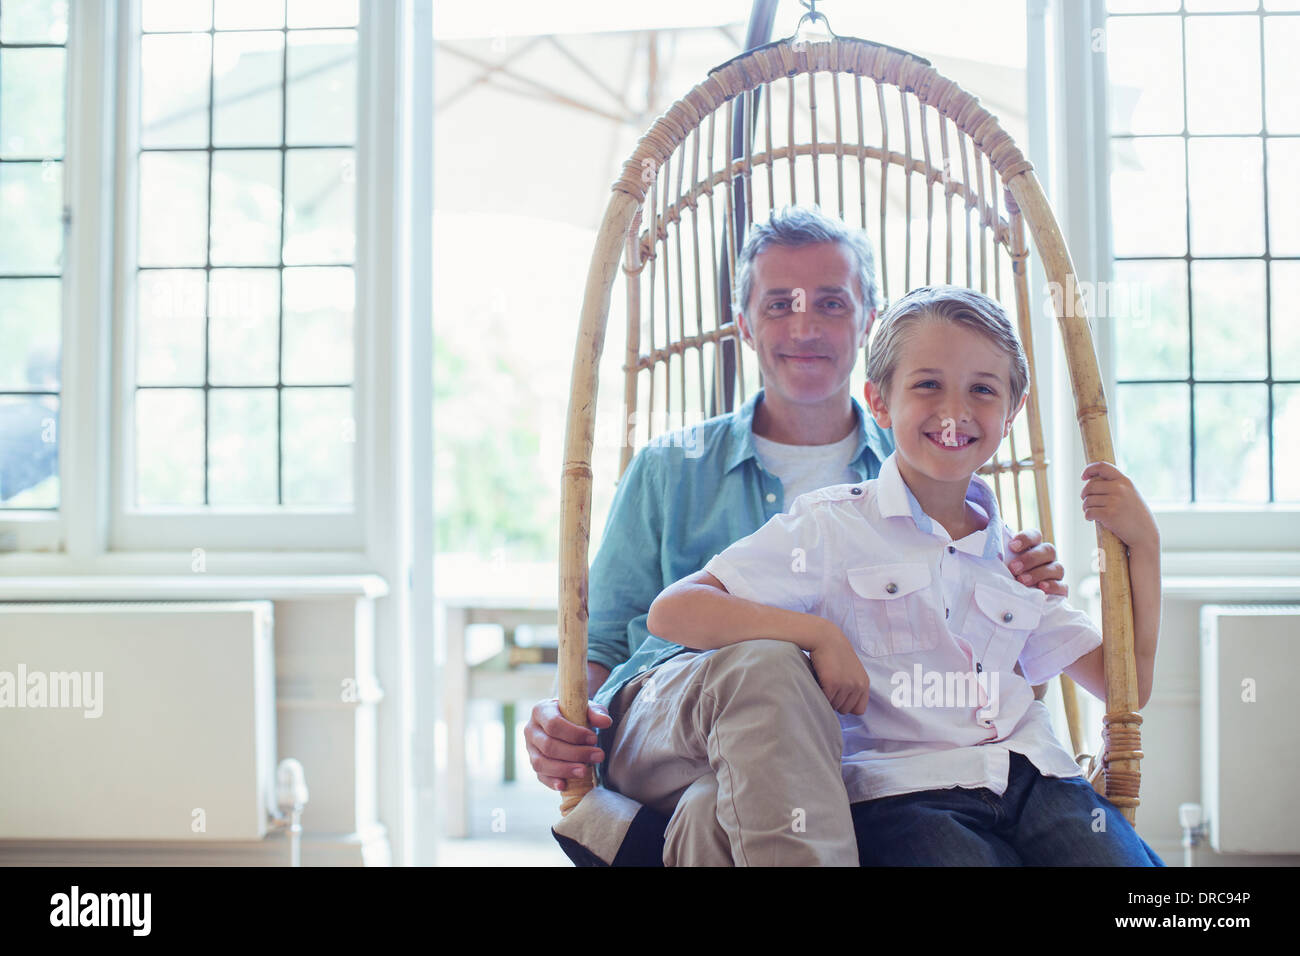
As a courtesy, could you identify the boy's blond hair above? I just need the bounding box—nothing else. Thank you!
[866,285,1030,410]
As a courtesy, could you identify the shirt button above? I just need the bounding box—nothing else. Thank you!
[850,487,862,495]
[1002,612,1013,623]
[885,583,898,594]
[765,492,777,503]
[947,546,956,554]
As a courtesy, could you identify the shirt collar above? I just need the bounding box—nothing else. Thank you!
[724,387,892,475]
[875,453,1005,561]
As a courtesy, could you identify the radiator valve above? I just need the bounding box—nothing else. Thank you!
[267,758,310,866]
[1179,801,1207,868]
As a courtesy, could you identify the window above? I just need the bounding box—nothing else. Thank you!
[111,0,370,552]
[0,0,411,562]
[1105,0,1300,510]
[0,0,68,514]
[129,0,358,512]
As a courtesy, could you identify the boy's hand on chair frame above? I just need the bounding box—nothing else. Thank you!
[1080,461,1160,554]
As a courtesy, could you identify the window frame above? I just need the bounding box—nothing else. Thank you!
[1054,0,1300,557]
[111,0,373,552]
[0,0,406,570]
[0,0,77,552]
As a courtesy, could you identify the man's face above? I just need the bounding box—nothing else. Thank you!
[736,241,873,407]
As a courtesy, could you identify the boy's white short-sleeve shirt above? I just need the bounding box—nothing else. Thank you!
[702,452,1103,803]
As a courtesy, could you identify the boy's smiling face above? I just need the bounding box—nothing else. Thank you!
[863,317,1027,495]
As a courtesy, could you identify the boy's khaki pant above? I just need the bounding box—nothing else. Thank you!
[604,639,859,866]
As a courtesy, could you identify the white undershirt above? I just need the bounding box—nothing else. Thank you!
[752,427,861,509]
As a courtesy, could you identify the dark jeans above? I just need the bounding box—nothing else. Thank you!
[850,752,1165,866]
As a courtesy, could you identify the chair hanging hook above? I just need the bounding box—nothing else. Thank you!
[795,0,835,42]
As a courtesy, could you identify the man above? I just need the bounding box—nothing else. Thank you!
[527,206,1067,865]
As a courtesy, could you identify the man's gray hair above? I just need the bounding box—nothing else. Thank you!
[733,205,880,317]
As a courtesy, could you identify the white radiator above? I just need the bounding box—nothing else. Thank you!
[0,601,276,841]
[1200,604,1300,854]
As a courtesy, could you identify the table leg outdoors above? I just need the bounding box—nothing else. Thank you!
[443,605,469,838]
[502,624,518,782]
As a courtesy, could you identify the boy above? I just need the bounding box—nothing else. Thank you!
[647,285,1163,865]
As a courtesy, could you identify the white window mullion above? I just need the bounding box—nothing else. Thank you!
[62,0,119,561]
[405,0,436,866]
[1040,0,1113,593]
[356,0,384,572]
[110,0,140,557]
[353,0,412,864]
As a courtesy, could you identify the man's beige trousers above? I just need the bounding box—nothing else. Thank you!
[605,639,859,866]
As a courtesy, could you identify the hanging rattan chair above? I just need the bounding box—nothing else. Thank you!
[554,19,1144,861]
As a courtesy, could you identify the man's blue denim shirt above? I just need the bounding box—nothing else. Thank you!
[588,388,895,739]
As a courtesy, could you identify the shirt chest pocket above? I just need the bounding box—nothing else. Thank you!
[968,581,1045,671]
[845,562,939,658]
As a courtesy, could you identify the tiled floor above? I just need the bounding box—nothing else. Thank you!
[434,780,571,867]
[433,700,572,867]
